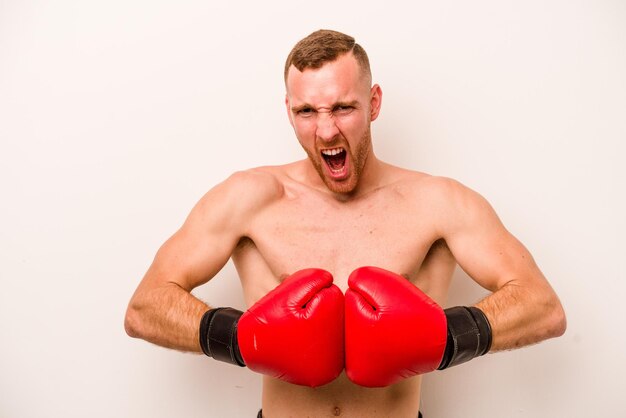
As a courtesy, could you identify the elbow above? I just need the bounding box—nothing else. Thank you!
[124,304,143,339]
[546,298,567,339]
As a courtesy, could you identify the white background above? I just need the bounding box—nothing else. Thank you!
[1,1,624,417]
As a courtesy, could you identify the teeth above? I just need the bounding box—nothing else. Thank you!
[321,148,344,156]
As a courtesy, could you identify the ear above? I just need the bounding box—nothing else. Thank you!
[369,84,383,121]
[285,94,295,128]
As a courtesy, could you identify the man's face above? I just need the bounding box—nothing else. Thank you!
[285,53,382,194]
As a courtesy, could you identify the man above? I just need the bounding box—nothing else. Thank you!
[125,29,566,417]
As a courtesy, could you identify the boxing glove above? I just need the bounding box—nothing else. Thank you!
[199,268,344,387]
[345,266,491,387]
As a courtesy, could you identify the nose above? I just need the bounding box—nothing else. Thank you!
[315,111,340,143]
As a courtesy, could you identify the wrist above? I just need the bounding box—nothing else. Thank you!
[437,306,492,370]
[199,308,245,367]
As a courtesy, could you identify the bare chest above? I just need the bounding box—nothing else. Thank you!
[238,189,441,291]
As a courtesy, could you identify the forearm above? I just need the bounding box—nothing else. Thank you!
[475,279,566,352]
[125,282,209,353]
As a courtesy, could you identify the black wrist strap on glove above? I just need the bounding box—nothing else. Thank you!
[199,308,245,367]
[437,306,493,370]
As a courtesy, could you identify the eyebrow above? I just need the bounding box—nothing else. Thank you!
[290,103,313,113]
[290,100,360,113]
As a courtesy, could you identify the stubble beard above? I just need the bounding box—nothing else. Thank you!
[306,127,372,195]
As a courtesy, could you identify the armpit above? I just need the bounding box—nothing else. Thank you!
[414,239,456,293]
[235,236,255,250]
[428,238,451,255]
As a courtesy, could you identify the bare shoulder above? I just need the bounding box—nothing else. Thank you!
[396,170,484,202]
[423,176,503,239]
[221,166,285,206]
[184,166,286,236]
[387,168,472,200]
[387,168,497,228]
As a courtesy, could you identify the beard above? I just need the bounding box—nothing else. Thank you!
[304,126,372,195]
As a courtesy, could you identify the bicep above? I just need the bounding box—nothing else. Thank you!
[441,184,544,292]
[137,169,282,292]
[146,217,240,292]
[138,174,263,293]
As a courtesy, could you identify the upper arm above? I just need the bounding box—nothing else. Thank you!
[433,178,545,292]
[431,178,567,347]
[140,169,283,292]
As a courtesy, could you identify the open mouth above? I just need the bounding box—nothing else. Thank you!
[321,147,347,174]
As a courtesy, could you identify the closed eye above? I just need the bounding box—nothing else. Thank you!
[296,107,315,117]
[333,105,355,116]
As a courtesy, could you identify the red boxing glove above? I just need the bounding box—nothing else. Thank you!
[345,266,447,387]
[239,268,344,386]
[201,268,344,387]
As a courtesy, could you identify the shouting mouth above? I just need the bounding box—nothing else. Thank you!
[321,147,348,179]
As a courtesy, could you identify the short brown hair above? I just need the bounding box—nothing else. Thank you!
[284,29,371,84]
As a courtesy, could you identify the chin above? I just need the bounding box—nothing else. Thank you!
[323,177,359,195]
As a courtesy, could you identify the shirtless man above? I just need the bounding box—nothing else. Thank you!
[124,29,566,417]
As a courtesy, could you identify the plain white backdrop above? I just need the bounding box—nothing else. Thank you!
[1,1,625,417]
